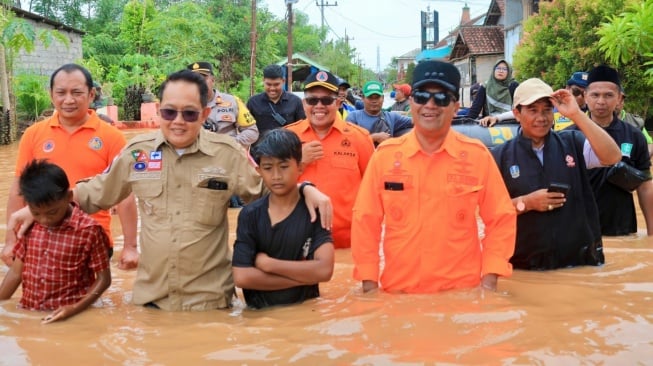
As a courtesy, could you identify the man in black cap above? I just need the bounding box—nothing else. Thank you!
[246,64,305,140]
[578,65,653,236]
[188,61,259,148]
[554,71,589,130]
[351,60,516,294]
[336,78,356,119]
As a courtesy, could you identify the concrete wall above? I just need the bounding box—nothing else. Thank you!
[14,18,83,76]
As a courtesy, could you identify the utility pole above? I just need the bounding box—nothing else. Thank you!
[249,0,257,97]
[315,0,337,32]
[286,0,297,92]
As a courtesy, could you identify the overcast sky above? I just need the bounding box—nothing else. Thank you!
[263,0,491,72]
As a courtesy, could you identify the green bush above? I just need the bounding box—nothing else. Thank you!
[14,73,51,121]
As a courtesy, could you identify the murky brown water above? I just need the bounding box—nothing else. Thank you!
[1,130,652,365]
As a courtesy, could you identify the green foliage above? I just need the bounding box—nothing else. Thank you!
[598,0,653,82]
[13,73,51,121]
[119,0,157,54]
[145,2,224,72]
[2,19,36,53]
[512,0,652,117]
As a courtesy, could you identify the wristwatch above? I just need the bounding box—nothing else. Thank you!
[299,181,315,197]
[516,199,526,212]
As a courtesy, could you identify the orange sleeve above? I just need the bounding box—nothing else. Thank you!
[477,150,516,278]
[356,132,375,175]
[351,152,385,282]
[14,125,37,176]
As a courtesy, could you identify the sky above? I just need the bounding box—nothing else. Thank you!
[263,0,492,72]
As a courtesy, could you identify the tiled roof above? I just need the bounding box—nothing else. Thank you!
[449,26,504,60]
[484,0,504,26]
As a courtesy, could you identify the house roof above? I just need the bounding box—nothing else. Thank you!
[415,46,452,62]
[484,0,504,26]
[449,26,504,60]
[396,48,421,60]
[12,6,85,35]
[276,53,329,72]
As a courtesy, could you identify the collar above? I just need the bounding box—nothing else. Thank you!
[48,110,101,130]
[517,129,551,149]
[151,129,216,156]
[401,129,461,159]
[294,115,349,136]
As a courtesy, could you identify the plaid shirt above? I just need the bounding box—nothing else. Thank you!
[14,204,110,311]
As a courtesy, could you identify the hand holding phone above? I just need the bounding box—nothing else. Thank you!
[547,182,569,196]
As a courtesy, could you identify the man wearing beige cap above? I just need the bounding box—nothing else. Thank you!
[491,78,621,270]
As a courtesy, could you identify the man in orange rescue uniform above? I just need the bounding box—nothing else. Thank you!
[351,60,516,293]
[285,70,375,249]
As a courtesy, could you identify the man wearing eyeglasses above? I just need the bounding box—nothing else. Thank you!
[285,70,375,249]
[553,71,589,131]
[8,70,334,311]
[351,60,516,293]
[187,62,259,148]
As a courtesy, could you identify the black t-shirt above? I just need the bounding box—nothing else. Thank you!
[246,91,306,139]
[575,117,651,235]
[232,195,332,309]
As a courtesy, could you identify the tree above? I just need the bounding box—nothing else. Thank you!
[512,0,651,117]
[0,2,68,144]
[597,0,653,117]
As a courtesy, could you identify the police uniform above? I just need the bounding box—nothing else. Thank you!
[205,90,259,146]
[76,128,263,311]
[491,130,604,269]
[188,61,259,147]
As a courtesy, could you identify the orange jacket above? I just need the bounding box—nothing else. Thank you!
[286,117,374,248]
[351,130,516,292]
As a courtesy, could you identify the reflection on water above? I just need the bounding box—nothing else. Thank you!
[1,133,653,364]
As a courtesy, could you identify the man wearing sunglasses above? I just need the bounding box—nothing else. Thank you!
[285,70,375,249]
[8,70,334,311]
[351,60,516,294]
[553,71,589,131]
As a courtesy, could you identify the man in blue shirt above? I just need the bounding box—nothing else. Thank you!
[346,80,412,146]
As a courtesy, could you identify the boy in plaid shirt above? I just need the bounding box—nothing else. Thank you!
[0,160,111,323]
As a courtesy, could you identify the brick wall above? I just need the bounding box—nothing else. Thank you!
[14,18,83,76]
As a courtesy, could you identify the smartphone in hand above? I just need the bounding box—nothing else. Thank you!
[548,182,570,196]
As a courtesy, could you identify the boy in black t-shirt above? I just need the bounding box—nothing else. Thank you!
[232,129,334,309]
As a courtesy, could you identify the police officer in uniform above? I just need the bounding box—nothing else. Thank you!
[188,62,259,148]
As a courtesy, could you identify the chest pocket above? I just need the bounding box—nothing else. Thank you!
[132,182,166,217]
[330,151,359,171]
[192,186,230,226]
[446,184,482,236]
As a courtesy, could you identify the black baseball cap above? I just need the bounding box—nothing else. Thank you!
[304,70,339,92]
[412,60,460,100]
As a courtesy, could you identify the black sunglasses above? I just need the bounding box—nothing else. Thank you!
[570,87,584,97]
[412,91,454,106]
[304,96,338,106]
[159,108,201,122]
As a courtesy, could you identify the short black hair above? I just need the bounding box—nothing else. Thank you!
[50,63,94,91]
[158,69,209,107]
[263,64,284,79]
[19,160,70,206]
[251,129,302,165]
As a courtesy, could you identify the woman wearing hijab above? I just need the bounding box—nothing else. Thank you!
[466,59,519,127]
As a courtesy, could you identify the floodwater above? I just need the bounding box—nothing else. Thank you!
[1,130,653,365]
